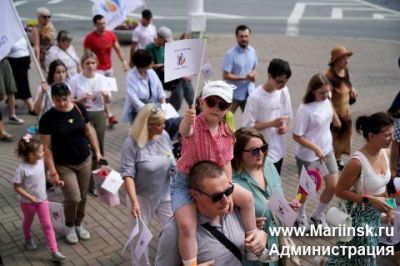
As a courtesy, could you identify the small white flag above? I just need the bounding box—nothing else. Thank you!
[267,191,297,227]
[48,202,65,227]
[134,217,153,259]
[0,0,25,60]
[299,165,317,198]
[102,76,118,92]
[308,160,329,177]
[122,218,140,253]
[164,39,206,82]
[91,0,144,30]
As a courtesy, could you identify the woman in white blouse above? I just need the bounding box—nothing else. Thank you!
[121,49,166,124]
[69,51,110,156]
[45,30,80,82]
[292,73,340,230]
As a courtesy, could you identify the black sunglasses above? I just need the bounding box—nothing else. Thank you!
[41,15,51,19]
[194,182,234,202]
[244,144,268,156]
[205,96,231,111]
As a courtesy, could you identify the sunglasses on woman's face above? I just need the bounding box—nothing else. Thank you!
[204,96,231,111]
[244,144,268,156]
[194,182,234,203]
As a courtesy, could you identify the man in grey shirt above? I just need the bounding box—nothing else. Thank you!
[155,161,267,266]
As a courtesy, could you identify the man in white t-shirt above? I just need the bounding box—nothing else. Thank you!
[242,58,292,174]
[129,9,157,63]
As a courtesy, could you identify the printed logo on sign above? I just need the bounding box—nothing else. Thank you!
[177,52,186,66]
[0,35,8,48]
[52,210,61,221]
[101,0,120,13]
[278,205,285,216]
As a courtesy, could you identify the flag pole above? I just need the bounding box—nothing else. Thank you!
[191,39,206,107]
[8,0,46,82]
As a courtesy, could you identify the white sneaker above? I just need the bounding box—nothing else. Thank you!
[8,116,24,125]
[51,251,66,261]
[64,226,78,244]
[311,213,329,228]
[246,248,279,263]
[294,214,311,232]
[76,224,91,240]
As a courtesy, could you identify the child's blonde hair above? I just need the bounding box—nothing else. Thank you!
[130,104,166,148]
[17,134,42,163]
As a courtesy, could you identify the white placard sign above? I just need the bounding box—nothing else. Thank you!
[164,39,206,82]
[308,160,329,177]
[299,165,317,198]
[102,77,118,92]
[48,202,65,227]
[0,0,25,61]
[134,217,153,259]
[101,170,123,194]
[267,191,297,227]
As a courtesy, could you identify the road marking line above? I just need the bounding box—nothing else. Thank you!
[342,7,377,11]
[286,3,306,36]
[372,13,385,19]
[14,1,28,7]
[204,12,246,19]
[304,2,362,6]
[54,13,92,20]
[331,8,343,19]
[288,3,306,24]
[48,0,63,4]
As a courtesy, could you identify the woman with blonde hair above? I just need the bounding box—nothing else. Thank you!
[121,103,174,266]
[69,51,111,156]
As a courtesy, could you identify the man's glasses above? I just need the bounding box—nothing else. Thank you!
[205,96,231,111]
[244,144,268,156]
[194,182,234,202]
[41,15,51,19]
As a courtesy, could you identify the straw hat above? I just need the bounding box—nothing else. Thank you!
[329,46,353,65]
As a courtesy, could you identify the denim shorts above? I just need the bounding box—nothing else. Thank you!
[295,151,338,177]
[170,170,193,213]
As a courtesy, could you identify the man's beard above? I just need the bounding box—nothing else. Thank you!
[239,42,248,48]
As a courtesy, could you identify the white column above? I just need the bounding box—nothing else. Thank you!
[187,0,206,38]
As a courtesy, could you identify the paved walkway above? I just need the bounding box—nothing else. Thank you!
[0,34,399,265]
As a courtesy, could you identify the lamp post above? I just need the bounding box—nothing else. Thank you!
[187,0,206,38]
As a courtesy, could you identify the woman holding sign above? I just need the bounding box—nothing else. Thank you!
[121,103,174,266]
[292,73,340,230]
[327,112,394,265]
[232,127,290,265]
[69,51,110,156]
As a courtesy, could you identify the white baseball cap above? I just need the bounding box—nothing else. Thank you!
[157,26,173,42]
[201,80,236,103]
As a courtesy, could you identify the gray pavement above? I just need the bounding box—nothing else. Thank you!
[0,33,399,265]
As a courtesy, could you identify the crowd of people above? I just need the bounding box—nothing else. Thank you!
[0,5,399,266]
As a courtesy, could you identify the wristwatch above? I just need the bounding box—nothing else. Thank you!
[362,194,369,204]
